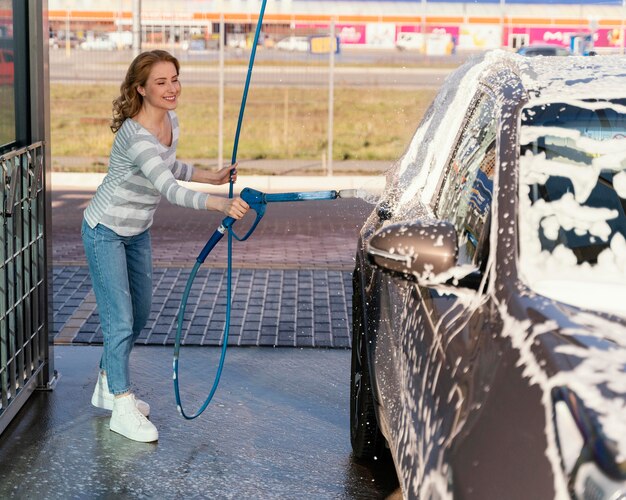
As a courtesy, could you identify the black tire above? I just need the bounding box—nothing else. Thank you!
[350,271,385,460]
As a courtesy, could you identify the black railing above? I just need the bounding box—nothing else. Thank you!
[0,141,48,435]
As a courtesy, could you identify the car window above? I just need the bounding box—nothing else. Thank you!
[519,99,626,270]
[435,93,497,268]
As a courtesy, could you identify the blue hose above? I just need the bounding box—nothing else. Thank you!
[173,0,267,420]
[173,194,343,417]
[230,0,268,196]
[172,0,347,419]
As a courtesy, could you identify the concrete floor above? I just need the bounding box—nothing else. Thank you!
[0,345,400,499]
[2,173,404,497]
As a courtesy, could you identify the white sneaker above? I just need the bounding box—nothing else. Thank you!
[110,393,158,443]
[91,372,150,417]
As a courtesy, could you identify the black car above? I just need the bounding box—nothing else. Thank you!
[351,51,626,499]
[517,44,570,57]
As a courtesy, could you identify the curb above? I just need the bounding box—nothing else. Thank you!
[51,172,387,194]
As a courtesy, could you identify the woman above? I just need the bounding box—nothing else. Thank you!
[82,50,249,443]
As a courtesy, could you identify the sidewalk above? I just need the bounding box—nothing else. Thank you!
[52,157,392,177]
[52,157,389,193]
[52,166,387,349]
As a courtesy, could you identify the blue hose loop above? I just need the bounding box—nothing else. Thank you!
[173,187,342,417]
[173,260,229,419]
[173,188,342,417]
[173,0,268,420]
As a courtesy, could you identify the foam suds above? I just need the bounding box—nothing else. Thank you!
[358,52,626,498]
[336,188,378,204]
[336,177,384,204]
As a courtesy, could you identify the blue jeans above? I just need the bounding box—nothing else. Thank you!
[81,219,152,395]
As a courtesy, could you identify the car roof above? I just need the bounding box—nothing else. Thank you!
[477,51,626,104]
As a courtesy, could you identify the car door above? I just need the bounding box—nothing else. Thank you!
[376,89,500,496]
[419,89,500,483]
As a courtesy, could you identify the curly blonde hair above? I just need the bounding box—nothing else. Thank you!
[110,50,180,133]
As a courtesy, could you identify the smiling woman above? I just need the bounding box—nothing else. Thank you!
[132,61,181,144]
[81,49,250,443]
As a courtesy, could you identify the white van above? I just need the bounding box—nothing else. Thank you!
[395,32,424,51]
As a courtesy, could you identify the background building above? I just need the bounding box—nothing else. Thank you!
[48,0,626,55]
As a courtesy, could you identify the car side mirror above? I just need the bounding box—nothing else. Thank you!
[367,220,458,280]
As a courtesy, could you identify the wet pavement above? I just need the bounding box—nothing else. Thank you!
[0,167,402,498]
[0,346,400,498]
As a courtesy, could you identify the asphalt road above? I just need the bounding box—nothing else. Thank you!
[50,46,459,88]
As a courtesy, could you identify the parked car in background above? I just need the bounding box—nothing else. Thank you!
[517,44,570,56]
[226,33,247,49]
[395,32,423,51]
[185,38,206,51]
[107,31,133,50]
[49,32,82,49]
[0,48,14,85]
[351,51,626,499]
[80,36,116,51]
[275,36,310,52]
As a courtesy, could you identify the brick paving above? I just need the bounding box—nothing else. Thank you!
[53,266,352,347]
[51,178,377,348]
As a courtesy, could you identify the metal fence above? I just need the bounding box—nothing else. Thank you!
[0,141,48,435]
[50,21,342,167]
[49,19,434,176]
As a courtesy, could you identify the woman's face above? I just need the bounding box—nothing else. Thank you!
[137,61,181,112]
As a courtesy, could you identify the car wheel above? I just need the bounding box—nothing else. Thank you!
[350,270,385,460]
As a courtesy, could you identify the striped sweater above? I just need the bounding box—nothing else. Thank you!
[84,111,209,236]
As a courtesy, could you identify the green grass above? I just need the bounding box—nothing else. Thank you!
[50,83,436,170]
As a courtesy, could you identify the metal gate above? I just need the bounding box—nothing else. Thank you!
[0,142,50,435]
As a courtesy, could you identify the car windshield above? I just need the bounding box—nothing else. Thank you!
[518,98,626,293]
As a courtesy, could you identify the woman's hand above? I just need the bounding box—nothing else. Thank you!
[190,163,238,185]
[211,163,238,185]
[205,195,249,219]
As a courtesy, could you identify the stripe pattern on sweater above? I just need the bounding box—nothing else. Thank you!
[84,111,209,236]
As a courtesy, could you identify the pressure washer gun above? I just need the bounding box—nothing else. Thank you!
[174,186,363,419]
[196,187,362,263]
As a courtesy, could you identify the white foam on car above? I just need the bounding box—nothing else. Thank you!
[518,87,626,467]
[367,51,626,498]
